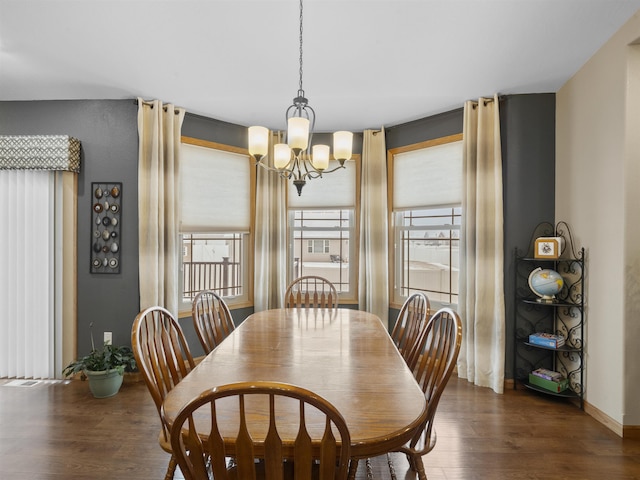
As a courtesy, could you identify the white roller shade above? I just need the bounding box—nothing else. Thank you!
[393,140,462,210]
[180,143,250,232]
[289,158,356,208]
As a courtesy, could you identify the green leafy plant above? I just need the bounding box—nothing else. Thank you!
[62,343,137,378]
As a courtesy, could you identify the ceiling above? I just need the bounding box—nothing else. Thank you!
[2,1,640,133]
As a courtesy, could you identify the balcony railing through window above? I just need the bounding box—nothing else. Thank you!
[182,233,244,301]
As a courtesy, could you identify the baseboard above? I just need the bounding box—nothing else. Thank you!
[584,400,624,437]
[583,400,640,438]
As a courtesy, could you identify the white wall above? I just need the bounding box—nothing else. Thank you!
[556,10,640,427]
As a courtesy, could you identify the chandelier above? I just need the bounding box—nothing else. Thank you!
[247,0,353,196]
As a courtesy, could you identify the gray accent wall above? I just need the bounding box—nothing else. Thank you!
[0,100,139,358]
[501,93,556,379]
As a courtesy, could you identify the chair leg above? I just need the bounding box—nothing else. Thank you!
[411,453,427,480]
[164,454,177,480]
[347,458,359,480]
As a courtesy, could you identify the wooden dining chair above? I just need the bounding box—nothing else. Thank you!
[164,381,352,480]
[284,275,339,309]
[191,289,235,355]
[395,307,462,480]
[131,306,197,480]
[390,292,430,370]
[348,307,462,480]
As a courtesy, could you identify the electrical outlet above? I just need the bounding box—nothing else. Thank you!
[104,331,112,345]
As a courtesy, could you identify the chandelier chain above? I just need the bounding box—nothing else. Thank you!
[298,0,303,93]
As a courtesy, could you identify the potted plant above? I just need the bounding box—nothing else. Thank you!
[63,342,137,398]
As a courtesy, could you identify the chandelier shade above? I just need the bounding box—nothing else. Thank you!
[287,116,310,152]
[274,144,292,169]
[247,126,269,160]
[247,0,353,195]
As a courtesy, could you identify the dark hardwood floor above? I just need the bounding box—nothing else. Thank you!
[1,375,639,479]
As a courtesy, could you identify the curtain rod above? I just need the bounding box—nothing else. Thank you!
[133,98,181,114]
[470,95,506,109]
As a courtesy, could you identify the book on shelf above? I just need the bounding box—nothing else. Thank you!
[531,368,563,382]
[528,332,565,348]
[528,373,569,393]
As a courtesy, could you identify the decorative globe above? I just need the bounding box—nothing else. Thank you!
[528,267,563,303]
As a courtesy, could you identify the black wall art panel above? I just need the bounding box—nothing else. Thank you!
[90,182,122,274]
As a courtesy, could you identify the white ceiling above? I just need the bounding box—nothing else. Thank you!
[2,0,640,132]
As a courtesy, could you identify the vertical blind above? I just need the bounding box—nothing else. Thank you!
[392,140,463,210]
[0,170,60,378]
[180,143,251,232]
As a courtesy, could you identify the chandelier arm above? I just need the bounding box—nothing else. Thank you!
[306,104,315,148]
[254,158,294,178]
[318,164,346,174]
[298,155,324,181]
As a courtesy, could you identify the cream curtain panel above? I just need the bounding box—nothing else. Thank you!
[458,95,505,394]
[358,129,389,327]
[137,98,185,315]
[254,131,288,311]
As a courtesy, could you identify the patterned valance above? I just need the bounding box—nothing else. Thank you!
[0,135,81,173]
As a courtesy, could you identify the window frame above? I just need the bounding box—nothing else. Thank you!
[178,136,255,315]
[387,134,463,310]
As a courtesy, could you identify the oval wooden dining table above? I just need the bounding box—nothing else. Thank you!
[162,307,427,463]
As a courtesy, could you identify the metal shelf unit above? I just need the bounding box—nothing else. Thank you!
[513,221,585,409]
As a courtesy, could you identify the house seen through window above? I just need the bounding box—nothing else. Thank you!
[291,209,353,294]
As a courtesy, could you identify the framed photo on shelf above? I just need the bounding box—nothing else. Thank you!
[534,236,561,259]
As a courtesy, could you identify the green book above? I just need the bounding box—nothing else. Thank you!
[528,373,568,393]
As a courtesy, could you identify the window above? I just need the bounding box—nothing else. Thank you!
[287,157,359,301]
[179,138,254,309]
[181,233,245,299]
[291,209,353,294]
[389,134,463,308]
[394,207,461,305]
[308,239,330,254]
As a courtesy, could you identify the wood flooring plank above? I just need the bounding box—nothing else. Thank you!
[1,376,640,479]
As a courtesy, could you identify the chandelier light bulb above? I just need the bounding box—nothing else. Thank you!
[311,144,330,171]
